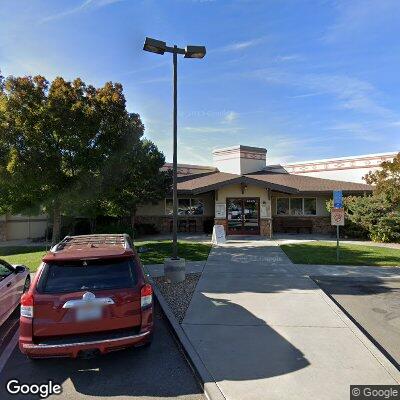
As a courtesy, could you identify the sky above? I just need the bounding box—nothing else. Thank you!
[1,0,400,165]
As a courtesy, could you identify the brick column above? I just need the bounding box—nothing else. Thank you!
[260,218,272,238]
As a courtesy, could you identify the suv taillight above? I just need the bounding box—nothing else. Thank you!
[21,292,34,318]
[140,284,153,309]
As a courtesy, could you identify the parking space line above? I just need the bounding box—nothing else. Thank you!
[0,328,19,375]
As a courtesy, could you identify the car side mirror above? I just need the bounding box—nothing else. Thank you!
[14,265,26,273]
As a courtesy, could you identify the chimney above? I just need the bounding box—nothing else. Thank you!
[212,145,267,175]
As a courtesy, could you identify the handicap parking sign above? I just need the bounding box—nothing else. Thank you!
[333,190,343,209]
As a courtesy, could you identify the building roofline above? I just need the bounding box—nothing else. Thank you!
[283,151,398,167]
[212,145,267,154]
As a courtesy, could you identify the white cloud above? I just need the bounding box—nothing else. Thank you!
[253,68,392,117]
[273,54,303,62]
[223,111,238,123]
[328,122,386,142]
[214,36,269,53]
[323,0,400,43]
[183,126,244,134]
[40,0,124,23]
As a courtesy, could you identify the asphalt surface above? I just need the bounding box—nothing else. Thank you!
[0,303,205,400]
[314,276,400,369]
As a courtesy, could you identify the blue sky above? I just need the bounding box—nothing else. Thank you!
[1,0,400,165]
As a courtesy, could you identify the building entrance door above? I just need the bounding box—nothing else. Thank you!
[227,198,260,235]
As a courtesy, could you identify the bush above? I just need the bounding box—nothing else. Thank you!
[326,195,400,243]
[135,223,159,236]
[326,197,369,239]
[369,212,400,243]
[95,221,134,238]
[203,218,214,234]
[94,220,159,238]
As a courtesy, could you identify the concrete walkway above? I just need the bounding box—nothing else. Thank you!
[182,239,400,400]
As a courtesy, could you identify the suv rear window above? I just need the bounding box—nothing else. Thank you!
[39,258,137,293]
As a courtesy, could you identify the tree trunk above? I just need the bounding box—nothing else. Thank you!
[52,203,62,244]
[130,208,137,239]
[90,217,96,234]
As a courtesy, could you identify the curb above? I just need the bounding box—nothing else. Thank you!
[148,275,226,400]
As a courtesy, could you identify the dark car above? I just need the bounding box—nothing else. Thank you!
[19,234,153,359]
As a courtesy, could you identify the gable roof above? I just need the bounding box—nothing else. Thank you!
[177,170,373,195]
[246,172,373,194]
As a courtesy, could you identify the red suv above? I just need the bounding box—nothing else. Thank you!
[19,234,153,359]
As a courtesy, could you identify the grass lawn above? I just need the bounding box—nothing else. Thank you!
[0,246,48,273]
[0,240,212,272]
[135,240,212,265]
[280,241,400,266]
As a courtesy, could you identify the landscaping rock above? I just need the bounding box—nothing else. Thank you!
[154,273,201,323]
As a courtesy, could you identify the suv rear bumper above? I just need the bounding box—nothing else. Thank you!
[20,329,152,358]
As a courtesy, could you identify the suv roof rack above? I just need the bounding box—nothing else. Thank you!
[51,234,133,253]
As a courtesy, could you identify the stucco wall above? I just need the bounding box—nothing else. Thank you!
[136,194,215,217]
[215,184,271,218]
[271,194,330,217]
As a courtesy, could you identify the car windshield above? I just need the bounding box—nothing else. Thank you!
[41,258,137,293]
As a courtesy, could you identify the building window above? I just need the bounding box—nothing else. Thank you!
[276,198,290,215]
[165,198,204,216]
[290,198,303,216]
[304,198,317,215]
[190,198,204,215]
[276,197,317,216]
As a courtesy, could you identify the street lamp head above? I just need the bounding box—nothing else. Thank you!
[184,45,206,59]
[143,37,166,55]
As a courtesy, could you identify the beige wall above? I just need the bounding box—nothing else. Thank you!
[271,194,330,217]
[215,184,272,218]
[0,214,48,241]
[136,193,215,217]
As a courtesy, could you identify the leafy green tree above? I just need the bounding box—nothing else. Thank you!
[101,137,171,236]
[326,153,400,242]
[0,74,144,243]
[364,152,400,204]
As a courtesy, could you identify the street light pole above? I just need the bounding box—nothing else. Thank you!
[143,37,206,278]
[172,46,178,259]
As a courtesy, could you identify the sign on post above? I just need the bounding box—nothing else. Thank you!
[331,208,345,226]
[333,190,343,209]
[332,190,345,262]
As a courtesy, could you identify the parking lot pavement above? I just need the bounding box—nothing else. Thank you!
[314,276,400,369]
[0,303,205,400]
[0,309,19,358]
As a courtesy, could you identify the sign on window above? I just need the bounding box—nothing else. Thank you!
[215,203,226,218]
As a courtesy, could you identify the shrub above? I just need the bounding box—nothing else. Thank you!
[95,221,134,238]
[326,194,400,243]
[203,218,214,234]
[369,212,400,243]
[94,220,159,238]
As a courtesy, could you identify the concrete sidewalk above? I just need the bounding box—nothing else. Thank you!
[182,239,400,400]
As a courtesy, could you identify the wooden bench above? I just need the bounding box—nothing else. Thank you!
[282,218,313,234]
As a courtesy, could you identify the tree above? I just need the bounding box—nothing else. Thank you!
[364,152,400,205]
[101,136,171,236]
[0,75,145,243]
[325,152,400,242]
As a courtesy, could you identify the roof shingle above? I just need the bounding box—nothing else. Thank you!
[177,170,373,194]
